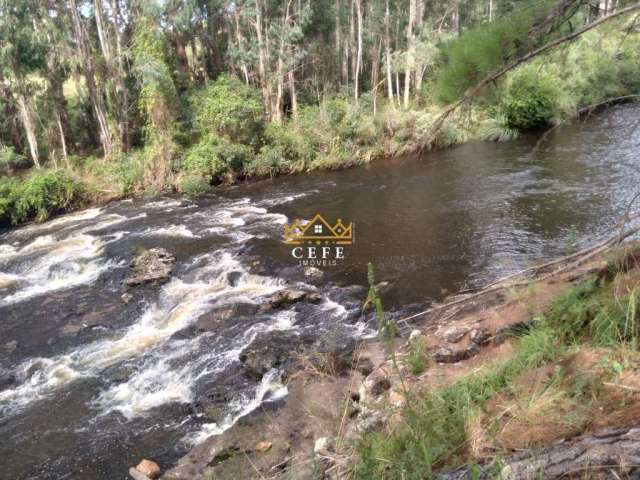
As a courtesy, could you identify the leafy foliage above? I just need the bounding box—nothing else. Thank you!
[0,170,85,225]
[191,75,265,148]
[0,145,29,172]
[499,66,560,129]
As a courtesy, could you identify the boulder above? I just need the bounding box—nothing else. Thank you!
[264,289,322,309]
[195,303,260,332]
[239,330,301,379]
[354,356,375,376]
[304,267,324,278]
[440,325,470,343]
[134,459,161,479]
[469,327,491,345]
[432,344,479,364]
[314,437,333,454]
[347,407,386,437]
[125,248,175,287]
[255,441,272,452]
[408,329,423,344]
[359,366,392,402]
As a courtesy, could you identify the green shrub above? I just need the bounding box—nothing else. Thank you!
[83,152,144,196]
[499,66,560,129]
[183,135,252,180]
[0,170,86,225]
[0,145,29,172]
[191,74,265,147]
[215,142,253,175]
[0,177,19,223]
[182,134,225,178]
[263,122,316,167]
[179,175,211,197]
[246,145,285,177]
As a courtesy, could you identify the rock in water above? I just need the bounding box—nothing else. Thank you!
[264,288,322,309]
[125,248,175,286]
[134,459,161,479]
[239,330,301,379]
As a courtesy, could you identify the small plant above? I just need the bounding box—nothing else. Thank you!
[407,340,429,375]
[366,262,396,344]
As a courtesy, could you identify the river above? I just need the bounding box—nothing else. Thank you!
[1,104,639,479]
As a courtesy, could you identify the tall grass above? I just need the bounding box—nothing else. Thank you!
[353,268,640,479]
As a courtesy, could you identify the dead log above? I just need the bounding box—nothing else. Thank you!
[438,425,640,479]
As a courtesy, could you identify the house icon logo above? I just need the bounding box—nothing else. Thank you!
[283,214,354,245]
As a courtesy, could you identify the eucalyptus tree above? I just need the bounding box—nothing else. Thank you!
[0,0,47,168]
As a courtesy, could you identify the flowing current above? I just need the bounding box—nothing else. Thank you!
[2,104,640,479]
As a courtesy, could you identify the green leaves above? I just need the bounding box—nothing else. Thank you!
[0,170,86,225]
[191,74,265,148]
[499,66,560,129]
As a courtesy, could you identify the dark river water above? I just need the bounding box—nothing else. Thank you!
[1,104,639,479]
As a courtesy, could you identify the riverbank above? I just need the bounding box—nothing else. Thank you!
[3,18,640,231]
[152,235,640,479]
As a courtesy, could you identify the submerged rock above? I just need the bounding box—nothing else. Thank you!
[125,248,175,286]
[0,371,16,390]
[264,288,321,309]
[195,303,260,332]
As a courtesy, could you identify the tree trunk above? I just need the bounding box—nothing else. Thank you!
[336,0,342,84]
[254,0,271,119]
[348,0,355,91]
[453,1,460,36]
[288,69,298,116]
[234,9,250,84]
[404,0,415,107]
[110,0,129,151]
[414,0,425,100]
[438,425,640,480]
[385,0,394,103]
[55,110,70,169]
[94,0,111,62]
[354,0,363,102]
[69,0,113,157]
[16,94,40,168]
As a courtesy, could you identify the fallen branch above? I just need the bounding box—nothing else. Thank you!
[437,424,640,479]
[425,3,640,146]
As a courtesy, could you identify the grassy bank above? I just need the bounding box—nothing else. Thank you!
[2,20,640,228]
[353,246,640,479]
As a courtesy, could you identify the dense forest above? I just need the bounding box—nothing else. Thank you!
[1,0,640,225]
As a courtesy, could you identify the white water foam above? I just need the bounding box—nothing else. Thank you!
[137,224,200,238]
[186,368,288,445]
[0,233,117,306]
[0,251,284,415]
